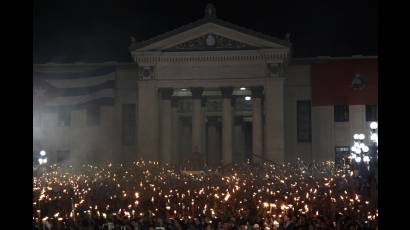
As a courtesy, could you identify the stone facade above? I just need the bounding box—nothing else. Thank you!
[33,6,377,165]
[33,57,377,165]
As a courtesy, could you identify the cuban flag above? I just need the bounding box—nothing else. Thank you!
[33,66,116,111]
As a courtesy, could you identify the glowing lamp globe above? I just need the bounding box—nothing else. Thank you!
[245,96,252,101]
[371,133,378,142]
[363,156,370,163]
[40,150,46,156]
[43,158,48,164]
[362,146,369,152]
[355,148,361,154]
[38,158,43,165]
[355,157,362,163]
[359,134,365,140]
[370,122,378,129]
[353,134,359,140]
[351,146,356,152]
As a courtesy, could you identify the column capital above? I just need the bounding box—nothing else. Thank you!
[159,88,174,100]
[191,87,204,99]
[222,88,233,165]
[221,87,233,98]
[171,96,179,108]
[251,86,264,98]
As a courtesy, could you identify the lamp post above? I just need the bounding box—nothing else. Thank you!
[369,122,378,159]
[369,121,378,206]
[38,150,47,165]
[349,122,378,204]
[38,150,48,174]
[349,133,370,169]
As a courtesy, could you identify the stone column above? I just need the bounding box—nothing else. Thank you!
[233,116,246,163]
[207,116,219,167]
[179,117,192,165]
[201,98,208,156]
[264,78,285,163]
[221,87,233,165]
[191,87,204,154]
[251,87,264,163]
[159,88,173,164]
[171,97,179,166]
[137,81,159,161]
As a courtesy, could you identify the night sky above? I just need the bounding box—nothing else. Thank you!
[33,0,378,63]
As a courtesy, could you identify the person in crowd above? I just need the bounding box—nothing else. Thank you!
[33,160,377,230]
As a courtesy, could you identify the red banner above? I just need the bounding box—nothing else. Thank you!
[311,59,378,106]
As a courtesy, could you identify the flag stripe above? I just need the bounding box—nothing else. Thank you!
[45,72,115,88]
[56,80,115,97]
[45,89,114,106]
[311,59,378,106]
[34,67,116,108]
[33,66,116,79]
[42,98,115,112]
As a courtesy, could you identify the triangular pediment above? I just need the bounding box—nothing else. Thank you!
[165,33,257,51]
[130,18,291,53]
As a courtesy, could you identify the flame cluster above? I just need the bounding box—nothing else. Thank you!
[33,160,377,227]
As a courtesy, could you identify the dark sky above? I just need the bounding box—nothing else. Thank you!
[33,0,378,63]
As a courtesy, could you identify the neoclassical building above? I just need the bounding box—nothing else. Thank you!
[33,5,378,166]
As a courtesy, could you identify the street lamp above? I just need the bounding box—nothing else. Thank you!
[363,155,370,163]
[369,121,378,162]
[368,121,378,205]
[349,133,370,167]
[38,150,47,165]
[349,121,378,173]
[355,156,362,163]
[370,121,378,130]
[370,121,378,146]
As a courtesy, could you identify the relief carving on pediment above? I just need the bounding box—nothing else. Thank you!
[166,34,256,51]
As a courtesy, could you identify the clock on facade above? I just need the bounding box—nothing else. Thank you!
[206,34,216,46]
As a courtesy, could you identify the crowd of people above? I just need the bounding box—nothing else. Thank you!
[33,159,378,230]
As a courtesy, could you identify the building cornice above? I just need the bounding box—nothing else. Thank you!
[291,55,378,65]
[135,49,290,66]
